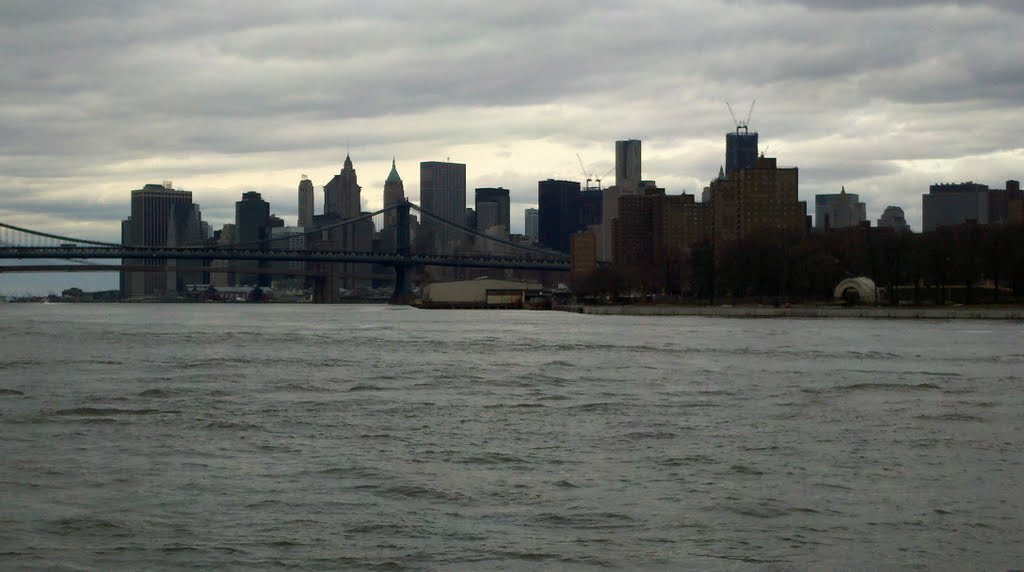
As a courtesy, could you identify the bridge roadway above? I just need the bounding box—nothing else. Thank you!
[0,246,571,271]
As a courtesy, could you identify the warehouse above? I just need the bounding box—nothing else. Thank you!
[417,278,543,309]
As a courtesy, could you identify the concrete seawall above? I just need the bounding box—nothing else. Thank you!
[555,305,1024,320]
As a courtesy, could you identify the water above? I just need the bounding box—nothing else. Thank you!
[1,305,1021,570]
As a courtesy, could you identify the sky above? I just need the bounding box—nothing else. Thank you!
[2,0,1023,293]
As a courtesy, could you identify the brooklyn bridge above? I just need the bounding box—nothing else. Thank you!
[0,201,570,302]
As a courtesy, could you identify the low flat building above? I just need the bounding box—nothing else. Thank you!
[418,278,543,308]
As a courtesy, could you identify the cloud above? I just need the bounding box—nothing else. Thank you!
[1,0,1023,292]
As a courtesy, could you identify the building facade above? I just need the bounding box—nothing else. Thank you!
[877,206,911,231]
[538,179,582,254]
[475,187,510,234]
[235,191,271,286]
[120,182,197,298]
[707,156,806,257]
[524,208,539,244]
[615,139,642,192]
[725,126,759,176]
[298,176,315,228]
[420,161,467,253]
[324,154,361,220]
[383,159,405,230]
[815,187,867,230]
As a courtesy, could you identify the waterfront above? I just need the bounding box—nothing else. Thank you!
[1,305,1021,570]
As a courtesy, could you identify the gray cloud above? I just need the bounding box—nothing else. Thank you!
[1,0,1023,290]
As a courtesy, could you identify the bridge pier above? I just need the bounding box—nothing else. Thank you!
[389,200,414,304]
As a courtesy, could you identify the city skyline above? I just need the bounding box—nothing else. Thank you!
[2,1,1023,292]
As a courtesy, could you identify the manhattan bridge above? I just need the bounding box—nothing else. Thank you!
[0,201,570,302]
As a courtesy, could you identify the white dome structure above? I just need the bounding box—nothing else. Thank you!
[834,277,877,305]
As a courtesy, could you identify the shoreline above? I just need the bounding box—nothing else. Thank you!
[554,304,1024,319]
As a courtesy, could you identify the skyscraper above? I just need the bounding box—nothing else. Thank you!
[475,187,510,233]
[524,208,539,244]
[538,179,582,254]
[383,158,405,229]
[725,126,759,176]
[815,187,867,230]
[877,206,911,231]
[324,154,361,220]
[615,139,641,192]
[120,182,196,298]
[420,161,466,252]
[298,176,314,228]
[235,191,271,286]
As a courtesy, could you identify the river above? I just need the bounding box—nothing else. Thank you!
[1,305,1021,570]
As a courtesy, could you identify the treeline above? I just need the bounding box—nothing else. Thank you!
[573,223,1024,305]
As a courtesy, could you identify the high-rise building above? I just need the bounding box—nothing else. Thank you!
[420,161,467,252]
[475,187,511,233]
[538,179,582,254]
[383,158,405,229]
[324,154,361,220]
[877,206,911,231]
[298,176,314,228]
[270,226,306,274]
[524,208,539,244]
[580,190,603,228]
[922,182,990,232]
[235,191,271,286]
[725,126,759,176]
[615,139,642,192]
[120,182,196,298]
[815,187,867,230]
[611,189,711,271]
[707,156,806,257]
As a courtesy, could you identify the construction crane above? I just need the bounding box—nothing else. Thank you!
[726,98,757,132]
[576,154,593,190]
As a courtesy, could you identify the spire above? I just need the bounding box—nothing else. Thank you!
[343,153,353,171]
[840,185,846,194]
[386,157,402,184]
[718,165,725,179]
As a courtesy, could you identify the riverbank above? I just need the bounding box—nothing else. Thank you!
[555,304,1024,319]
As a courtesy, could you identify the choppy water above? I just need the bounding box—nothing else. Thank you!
[1,305,1021,570]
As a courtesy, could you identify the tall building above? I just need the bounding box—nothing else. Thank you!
[615,139,642,192]
[580,190,603,228]
[235,191,271,286]
[538,179,582,254]
[877,206,911,231]
[611,189,711,271]
[383,158,405,229]
[524,208,539,244]
[922,182,990,232]
[270,226,306,274]
[475,187,511,233]
[298,176,315,228]
[120,182,196,298]
[324,154,361,220]
[725,126,759,176]
[420,161,467,252]
[922,180,1023,231]
[815,187,867,230]
[707,156,806,257]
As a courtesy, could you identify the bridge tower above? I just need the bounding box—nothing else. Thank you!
[390,200,413,303]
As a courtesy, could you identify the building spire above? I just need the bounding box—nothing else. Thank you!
[343,153,353,171]
[386,157,402,184]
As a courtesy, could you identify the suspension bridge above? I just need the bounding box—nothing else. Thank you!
[0,201,570,302]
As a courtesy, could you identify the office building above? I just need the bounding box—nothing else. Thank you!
[815,187,867,230]
[298,176,315,228]
[120,182,197,298]
[524,208,539,244]
[235,191,271,286]
[580,190,603,228]
[615,139,642,192]
[475,187,510,233]
[922,180,1023,231]
[877,206,911,232]
[324,154,361,220]
[538,179,582,254]
[270,226,306,274]
[420,161,467,252]
[725,126,759,176]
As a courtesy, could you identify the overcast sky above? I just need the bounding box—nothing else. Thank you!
[2,0,1023,293]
